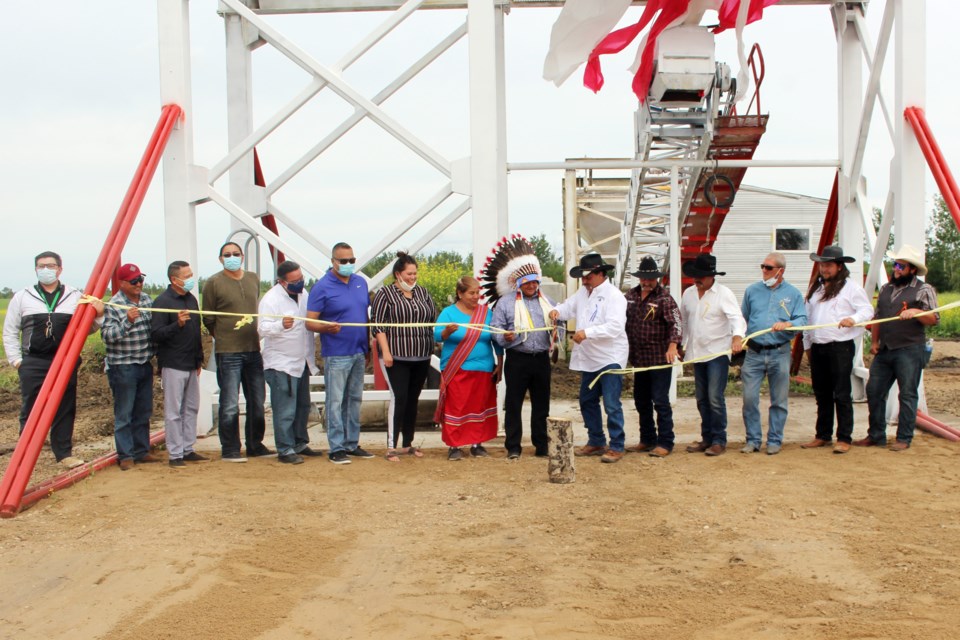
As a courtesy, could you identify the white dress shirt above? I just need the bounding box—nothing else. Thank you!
[554,279,629,372]
[802,278,874,350]
[680,281,747,362]
[258,284,318,378]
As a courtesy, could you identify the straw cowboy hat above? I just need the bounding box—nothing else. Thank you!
[682,254,726,278]
[631,256,665,279]
[886,244,928,276]
[569,253,615,278]
[809,245,855,264]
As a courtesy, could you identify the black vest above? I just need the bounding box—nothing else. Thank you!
[876,278,931,351]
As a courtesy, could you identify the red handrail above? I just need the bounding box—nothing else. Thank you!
[731,43,765,117]
[0,104,182,517]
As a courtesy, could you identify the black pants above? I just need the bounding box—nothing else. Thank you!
[633,368,675,450]
[810,340,855,443]
[385,359,431,448]
[19,355,79,462]
[503,350,551,455]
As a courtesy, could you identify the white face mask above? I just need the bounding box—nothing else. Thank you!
[397,279,416,292]
[763,268,782,288]
[36,267,58,285]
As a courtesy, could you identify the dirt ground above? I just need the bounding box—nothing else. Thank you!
[1,343,960,639]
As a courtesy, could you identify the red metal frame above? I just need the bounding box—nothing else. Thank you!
[0,104,182,518]
[731,43,765,118]
[904,106,960,229]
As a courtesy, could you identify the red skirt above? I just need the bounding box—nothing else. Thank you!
[440,369,498,447]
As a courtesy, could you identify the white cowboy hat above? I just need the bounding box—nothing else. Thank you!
[886,244,927,276]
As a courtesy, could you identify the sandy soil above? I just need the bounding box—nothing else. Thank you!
[1,343,960,639]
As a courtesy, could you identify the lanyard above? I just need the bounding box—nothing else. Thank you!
[35,285,63,339]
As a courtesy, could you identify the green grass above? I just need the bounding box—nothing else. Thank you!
[930,291,960,338]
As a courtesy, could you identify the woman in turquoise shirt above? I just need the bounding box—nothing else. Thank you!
[434,276,504,461]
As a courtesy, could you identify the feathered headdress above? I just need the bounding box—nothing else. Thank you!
[480,235,542,308]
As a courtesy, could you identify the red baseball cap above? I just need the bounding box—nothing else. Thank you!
[116,264,144,281]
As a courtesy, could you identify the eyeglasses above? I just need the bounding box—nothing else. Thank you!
[335,257,357,265]
[127,276,145,285]
[760,264,778,271]
[222,252,242,258]
[892,261,908,271]
[36,263,59,270]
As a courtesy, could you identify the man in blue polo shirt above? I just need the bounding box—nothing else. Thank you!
[739,252,807,455]
[307,242,375,464]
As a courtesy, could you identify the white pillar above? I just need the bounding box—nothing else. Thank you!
[563,169,578,296]
[835,4,864,275]
[894,0,926,252]
[157,0,197,271]
[468,0,508,274]
[224,13,258,262]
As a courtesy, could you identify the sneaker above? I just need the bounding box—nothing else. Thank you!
[766,444,782,455]
[347,447,375,459]
[59,456,85,469]
[279,453,304,465]
[740,444,760,454]
[182,452,208,462]
[222,453,248,463]
[248,445,276,458]
[168,458,185,468]
[470,444,489,458]
[507,450,521,460]
[447,447,463,461]
[600,449,624,463]
[329,451,352,465]
[298,446,324,457]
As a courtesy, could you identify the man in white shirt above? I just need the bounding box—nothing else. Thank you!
[259,261,321,465]
[550,254,629,463]
[680,254,746,456]
[802,245,874,454]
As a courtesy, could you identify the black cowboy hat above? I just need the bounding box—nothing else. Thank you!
[681,254,726,278]
[631,256,664,279]
[569,253,615,278]
[809,245,855,264]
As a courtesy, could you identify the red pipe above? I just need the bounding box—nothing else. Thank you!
[20,430,166,510]
[916,415,960,442]
[904,107,960,225]
[916,410,960,438]
[0,105,182,518]
[253,149,286,266]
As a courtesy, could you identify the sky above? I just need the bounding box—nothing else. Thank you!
[0,1,957,290]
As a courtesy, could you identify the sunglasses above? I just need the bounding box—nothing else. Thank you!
[127,276,145,285]
[892,261,908,271]
[222,252,242,258]
[759,264,778,271]
[335,257,357,264]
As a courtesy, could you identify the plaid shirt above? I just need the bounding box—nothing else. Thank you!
[625,284,681,368]
[103,291,154,365]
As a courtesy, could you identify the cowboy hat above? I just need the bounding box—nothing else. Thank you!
[886,244,928,276]
[809,245,855,264]
[569,253,615,278]
[682,254,726,278]
[631,256,665,279]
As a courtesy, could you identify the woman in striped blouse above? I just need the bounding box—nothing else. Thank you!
[371,252,438,462]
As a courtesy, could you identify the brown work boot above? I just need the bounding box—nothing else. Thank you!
[648,446,670,458]
[575,445,606,457]
[138,453,161,463]
[600,449,624,464]
[852,437,882,447]
[626,443,655,453]
[800,438,830,449]
[685,441,709,453]
[833,441,851,454]
[704,444,726,456]
[119,459,135,471]
[888,441,911,452]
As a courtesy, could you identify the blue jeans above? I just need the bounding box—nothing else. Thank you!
[265,364,313,456]
[633,368,674,450]
[106,362,153,461]
[741,344,791,447]
[693,356,730,447]
[866,344,925,445]
[579,364,625,452]
[324,353,365,455]
[215,351,266,456]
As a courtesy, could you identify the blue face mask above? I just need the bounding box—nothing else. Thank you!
[180,277,196,292]
[223,256,243,272]
[337,263,355,277]
[285,279,305,294]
